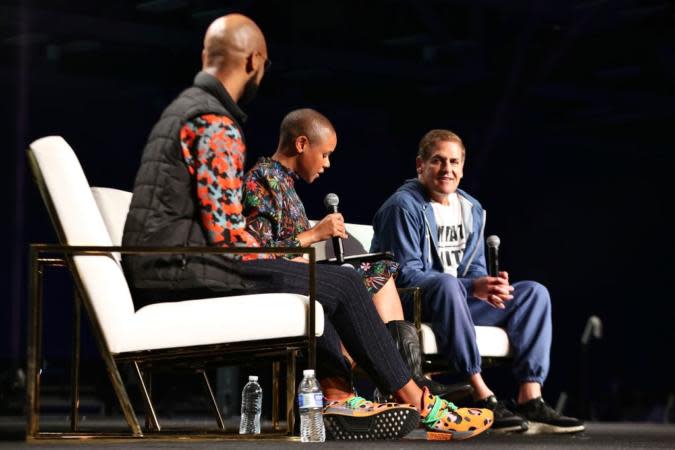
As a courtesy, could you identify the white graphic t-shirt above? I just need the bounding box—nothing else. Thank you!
[431,193,466,277]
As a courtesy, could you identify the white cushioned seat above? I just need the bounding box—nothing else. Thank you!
[29,136,323,358]
[421,324,511,357]
[116,293,323,354]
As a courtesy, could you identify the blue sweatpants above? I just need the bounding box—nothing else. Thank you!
[411,273,552,385]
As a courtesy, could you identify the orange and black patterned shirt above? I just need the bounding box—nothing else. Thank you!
[180,113,266,259]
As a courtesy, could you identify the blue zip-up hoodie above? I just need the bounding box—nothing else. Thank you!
[371,179,487,295]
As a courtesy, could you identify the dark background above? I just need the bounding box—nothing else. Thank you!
[2,0,674,420]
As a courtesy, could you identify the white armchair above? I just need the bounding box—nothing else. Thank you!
[26,136,324,440]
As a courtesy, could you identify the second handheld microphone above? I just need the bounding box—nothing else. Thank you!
[486,235,500,277]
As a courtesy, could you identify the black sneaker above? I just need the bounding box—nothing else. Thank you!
[513,397,585,434]
[471,395,528,433]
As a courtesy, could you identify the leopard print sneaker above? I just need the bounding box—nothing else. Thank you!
[419,387,494,440]
[322,396,420,440]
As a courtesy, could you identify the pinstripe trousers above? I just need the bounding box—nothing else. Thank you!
[131,256,413,393]
[241,259,412,393]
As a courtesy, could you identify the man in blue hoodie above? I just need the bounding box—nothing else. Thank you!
[371,129,584,434]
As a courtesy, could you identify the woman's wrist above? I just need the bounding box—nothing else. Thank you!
[297,229,315,247]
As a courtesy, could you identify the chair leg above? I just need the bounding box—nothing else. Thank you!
[132,361,161,432]
[143,371,152,431]
[70,275,143,436]
[28,252,144,438]
[286,350,297,435]
[98,345,143,436]
[198,369,225,430]
[26,252,44,439]
[272,361,280,431]
[69,291,81,432]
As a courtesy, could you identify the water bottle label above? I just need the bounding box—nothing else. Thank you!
[298,393,323,408]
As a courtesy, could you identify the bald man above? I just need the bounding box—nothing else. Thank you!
[124,14,271,302]
[123,15,492,441]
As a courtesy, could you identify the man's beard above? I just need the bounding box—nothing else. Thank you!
[239,77,259,105]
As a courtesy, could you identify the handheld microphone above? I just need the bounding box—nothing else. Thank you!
[486,235,500,277]
[324,193,345,263]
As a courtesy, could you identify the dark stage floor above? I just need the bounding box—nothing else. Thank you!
[1,417,674,449]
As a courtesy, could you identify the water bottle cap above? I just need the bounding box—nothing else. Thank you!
[248,375,258,381]
[302,369,315,377]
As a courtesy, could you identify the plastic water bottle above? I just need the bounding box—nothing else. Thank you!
[239,375,262,434]
[298,369,325,442]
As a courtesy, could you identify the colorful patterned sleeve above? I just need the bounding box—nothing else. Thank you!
[243,170,302,250]
[180,114,268,260]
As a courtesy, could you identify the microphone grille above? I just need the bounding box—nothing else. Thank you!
[486,235,500,248]
[324,193,340,208]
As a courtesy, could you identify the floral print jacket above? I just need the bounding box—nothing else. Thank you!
[242,157,308,251]
[242,157,398,295]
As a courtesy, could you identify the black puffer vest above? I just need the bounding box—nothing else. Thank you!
[122,72,253,308]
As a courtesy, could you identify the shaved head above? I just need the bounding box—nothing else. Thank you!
[203,14,267,72]
[279,108,335,150]
[273,109,337,183]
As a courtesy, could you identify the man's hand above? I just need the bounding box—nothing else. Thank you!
[472,271,513,309]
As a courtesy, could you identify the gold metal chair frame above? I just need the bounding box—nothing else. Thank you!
[26,145,321,441]
[27,244,317,442]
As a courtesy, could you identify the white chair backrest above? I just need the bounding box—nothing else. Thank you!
[345,223,374,252]
[308,221,375,260]
[29,136,135,352]
[91,187,133,261]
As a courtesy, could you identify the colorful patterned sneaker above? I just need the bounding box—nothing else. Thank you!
[322,396,420,440]
[513,397,585,434]
[420,388,494,441]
